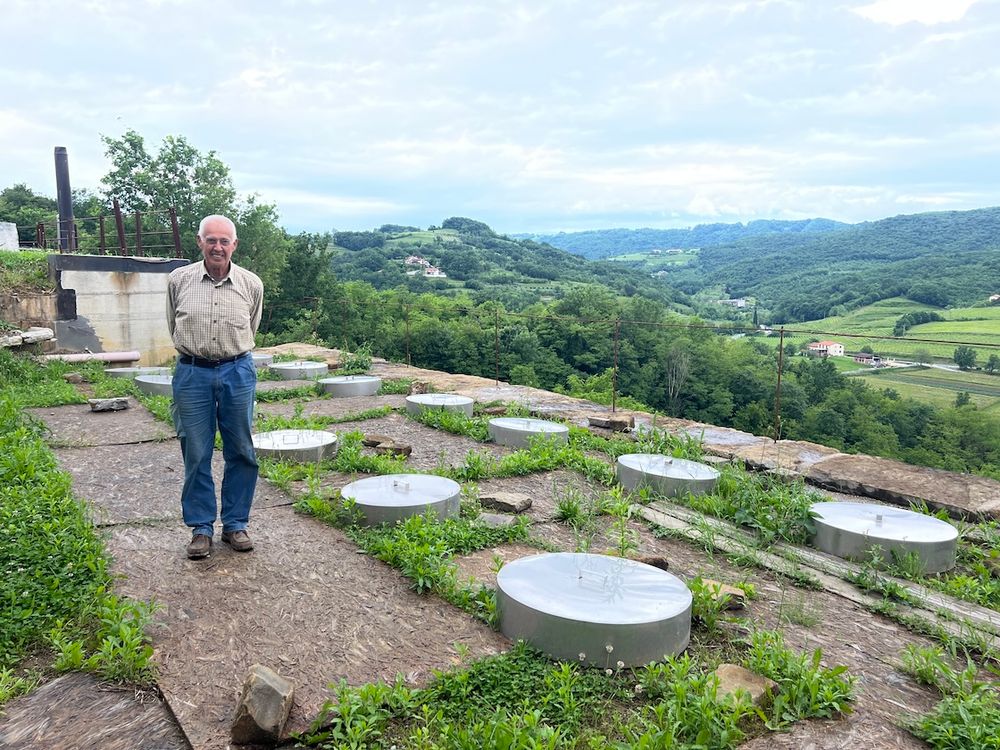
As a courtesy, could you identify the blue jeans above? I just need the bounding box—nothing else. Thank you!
[171,354,258,537]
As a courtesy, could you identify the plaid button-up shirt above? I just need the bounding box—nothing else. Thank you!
[166,260,263,360]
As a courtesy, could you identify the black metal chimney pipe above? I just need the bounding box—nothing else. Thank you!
[54,146,74,252]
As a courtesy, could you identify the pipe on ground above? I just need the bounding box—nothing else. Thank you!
[39,351,141,364]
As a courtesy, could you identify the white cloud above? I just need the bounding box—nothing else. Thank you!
[852,0,980,26]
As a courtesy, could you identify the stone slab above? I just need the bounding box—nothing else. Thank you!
[27,401,174,447]
[55,441,294,526]
[0,672,187,750]
[728,440,842,474]
[806,453,1000,521]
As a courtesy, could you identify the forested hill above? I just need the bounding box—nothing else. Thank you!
[327,217,692,311]
[520,218,847,259]
[669,207,1000,322]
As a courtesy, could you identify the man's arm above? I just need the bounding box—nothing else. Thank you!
[250,282,263,335]
[166,277,177,336]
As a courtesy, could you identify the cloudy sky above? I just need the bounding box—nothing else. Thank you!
[3,0,999,234]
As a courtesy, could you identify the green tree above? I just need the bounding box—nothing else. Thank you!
[0,184,57,246]
[955,391,972,407]
[99,129,289,292]
[953,345,977,371]
[985,354,1000,374]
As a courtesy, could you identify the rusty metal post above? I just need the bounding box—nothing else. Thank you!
[134,211,143,256]
[494,307,500,384]
[404,305,411,367]
[112,199,128,255]
[36,222,45,249]
[169,207,182,256]
[612,318,621,413]
[98,215,106,255]
[72,222,80,251]
[54,147,74,252]
[773,326,785,441]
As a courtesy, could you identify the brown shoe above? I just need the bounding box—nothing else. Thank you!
[186,534,212,560]
[221,529,254,552]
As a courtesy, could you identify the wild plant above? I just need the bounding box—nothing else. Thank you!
[743,629,855,728]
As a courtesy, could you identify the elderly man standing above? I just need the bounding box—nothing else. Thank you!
[167,214,264,560]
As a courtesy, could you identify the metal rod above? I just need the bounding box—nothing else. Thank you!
[169,207,181,256]
[36,222,45,249]
[404,305,411,367]
[99,216,106,255]
[134,210,143,256]
[774,326,785,441]
[494,307,500,385]
[612,318,621,413]
[54,147,74,253]
[112,199,127,255]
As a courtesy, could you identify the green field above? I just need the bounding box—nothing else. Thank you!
[608,250,698,268]
[776,298,1000,364]
[854,366,1000,411]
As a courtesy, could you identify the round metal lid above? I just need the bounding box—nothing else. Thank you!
[252,429,337,450]
[497,552,691,625]
[617,454,719,482]
[407,394,473,407]
[322,375,381,384]
[269,360,327,370]
[811,501,958,543]
[341,473,461,507]
[135,375,172,385]
[489,417,568,434]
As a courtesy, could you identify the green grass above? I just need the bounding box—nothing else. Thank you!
[0,250,50,294]
[778,298,1000,364]
[856,367,1000,411]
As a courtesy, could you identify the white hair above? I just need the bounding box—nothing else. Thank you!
[198,215,238,239]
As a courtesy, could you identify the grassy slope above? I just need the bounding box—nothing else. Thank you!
[778,298,1000,362]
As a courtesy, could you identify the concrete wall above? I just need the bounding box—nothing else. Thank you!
[0,222,18,250]
[48,255,189,365]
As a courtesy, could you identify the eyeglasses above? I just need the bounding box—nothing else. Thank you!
[202,237,233,247]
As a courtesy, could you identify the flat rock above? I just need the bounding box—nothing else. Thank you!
[0,332,23,347]
[88,397,129,412]
[408,381,431,395]
[701,578,747,610]
[479,491,532,513]
[588,414,634,431]
[231,664,294,745]
[713,664,777,706]
[362,432,395,447]
[63,372,85,384]
[729,439,841,474]
[806,453,1000,521]
[374,440,412,457]
[22,326,55,344]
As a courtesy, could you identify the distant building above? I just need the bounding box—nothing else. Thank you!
[718,298,748,308]
[423,266,447,278]
[807,340,845,357]
[404,255,430,267]
[853,352,884,367]
[990,293,1000,304]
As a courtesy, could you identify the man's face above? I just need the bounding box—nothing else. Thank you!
[198,218,238,272]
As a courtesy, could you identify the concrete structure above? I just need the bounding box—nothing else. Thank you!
[0,222,18,250]
[49,254,187,365]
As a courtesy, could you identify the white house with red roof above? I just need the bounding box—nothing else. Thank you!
[807,340,845,357]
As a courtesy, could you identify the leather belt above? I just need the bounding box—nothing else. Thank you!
[178,352,248,368]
